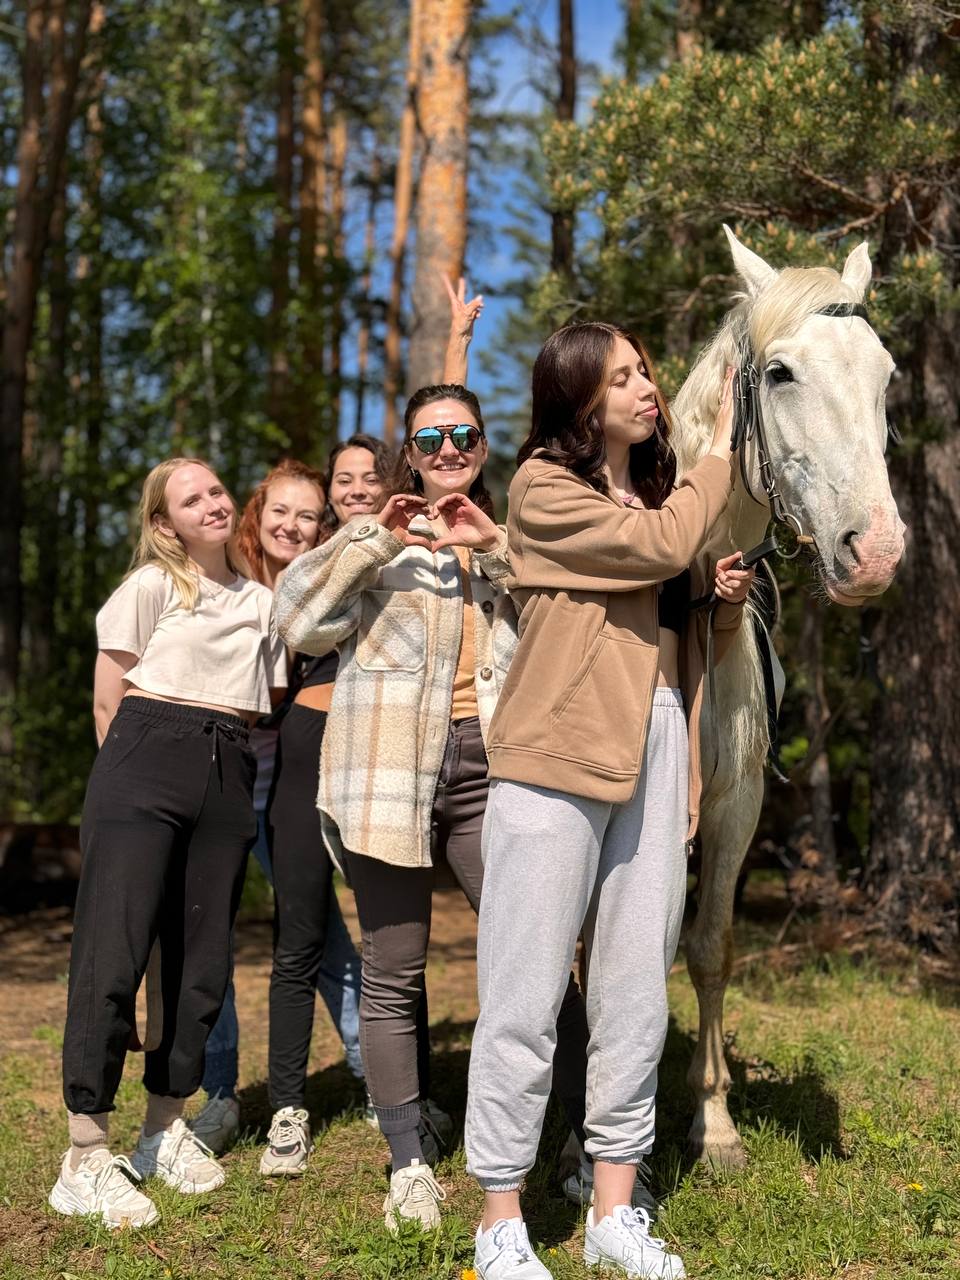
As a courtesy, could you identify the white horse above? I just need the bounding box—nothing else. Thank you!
[671,227,905,1166]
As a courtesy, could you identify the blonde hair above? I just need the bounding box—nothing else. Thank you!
[129,457,241,609]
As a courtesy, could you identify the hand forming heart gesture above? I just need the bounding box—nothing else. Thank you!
[376,492,500,554]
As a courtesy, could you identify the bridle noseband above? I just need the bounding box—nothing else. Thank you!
[731,301,870,560]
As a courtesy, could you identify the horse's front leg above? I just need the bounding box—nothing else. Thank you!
[684,765,764,1169]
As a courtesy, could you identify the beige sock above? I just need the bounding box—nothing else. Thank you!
[67,1111,109,1170]
[143,1093,185,1137]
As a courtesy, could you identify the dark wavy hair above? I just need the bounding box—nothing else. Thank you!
[518,322,676,509]
[237,458,325,585]
[391,383,495,518]
[319,432,395,540]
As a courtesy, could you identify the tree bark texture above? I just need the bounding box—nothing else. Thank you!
[383,0,421,445]
[0,0,91,740]
[550,0,575,276]
[863,21,960,950]
[407,0,470,396]
[327,109,348,429]
[355,151,380,432]
[294,0,326,456]
[268,0,296,436]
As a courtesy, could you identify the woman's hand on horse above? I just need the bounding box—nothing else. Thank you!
[708,366,736,462]
[377,495,436,549]
[443,272,484,344]
[429,493,501,552]
[714,551,755,604]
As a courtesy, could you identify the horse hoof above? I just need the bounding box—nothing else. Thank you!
[688,1138,748,1171]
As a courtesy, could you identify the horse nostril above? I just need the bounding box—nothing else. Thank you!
[839,529,862,564]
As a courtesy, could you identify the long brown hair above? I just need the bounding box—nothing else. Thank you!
[319,433,394,540]
[392,384,495,518]
[519,323,676,508]
[237,458,325,585]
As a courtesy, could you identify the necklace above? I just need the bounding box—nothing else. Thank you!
[618,489,639,507]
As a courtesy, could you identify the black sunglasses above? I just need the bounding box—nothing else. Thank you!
[410,424,484,455]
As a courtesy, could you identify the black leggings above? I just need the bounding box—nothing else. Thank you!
[63,697,256,1114]
[266,704,432,1110]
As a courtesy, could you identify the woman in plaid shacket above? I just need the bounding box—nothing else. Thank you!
[274,383,590,1234]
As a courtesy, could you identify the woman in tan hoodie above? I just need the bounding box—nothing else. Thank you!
[465,323,754,1280]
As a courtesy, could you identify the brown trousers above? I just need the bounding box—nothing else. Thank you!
[343,716,588,1140]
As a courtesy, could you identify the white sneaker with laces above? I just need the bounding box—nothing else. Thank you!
[131,1117,225,1193]
[49,1148,158,1228]
[584,1205,686,1279]
[259,1106,312,1176]
[189,1092,240,1155]
[475,1217,552,1279]
[383,1157,446,1231]
[562,1154,657,1216]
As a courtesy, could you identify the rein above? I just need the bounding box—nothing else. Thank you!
[732,301,869,560]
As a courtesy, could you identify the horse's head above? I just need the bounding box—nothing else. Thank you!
[725,227,905,606]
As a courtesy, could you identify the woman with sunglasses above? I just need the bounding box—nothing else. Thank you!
[465,325,753,1280]
[275,384,589,1232]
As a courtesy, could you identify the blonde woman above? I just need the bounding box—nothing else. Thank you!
[48,458,286,1229]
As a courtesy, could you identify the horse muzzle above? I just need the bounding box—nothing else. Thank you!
[827,508,905,605]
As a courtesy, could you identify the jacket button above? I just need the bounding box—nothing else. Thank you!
[354,523,372,538]
[480,666,493,680]
[481,601,493,615]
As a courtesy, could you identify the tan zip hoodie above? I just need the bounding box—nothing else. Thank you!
[485,452,743,837]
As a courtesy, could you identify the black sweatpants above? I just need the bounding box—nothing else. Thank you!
[343,717,589,1145]
[63,697,256,1115]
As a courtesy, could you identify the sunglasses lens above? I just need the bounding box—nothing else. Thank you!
[452,426,480,451]
[413,429,443,454]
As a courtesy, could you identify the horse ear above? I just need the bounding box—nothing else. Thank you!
[722,224,777,297]
[840,241,872,300]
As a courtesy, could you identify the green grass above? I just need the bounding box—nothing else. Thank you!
[2,943,959,1278]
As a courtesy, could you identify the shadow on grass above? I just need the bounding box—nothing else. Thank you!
[656,1014,845,1174]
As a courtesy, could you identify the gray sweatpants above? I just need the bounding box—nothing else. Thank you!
[465,688,689,1190]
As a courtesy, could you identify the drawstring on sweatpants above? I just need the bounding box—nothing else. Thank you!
[201,718,245,783]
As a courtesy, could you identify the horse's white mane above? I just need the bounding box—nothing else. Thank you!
[670,264,861,478]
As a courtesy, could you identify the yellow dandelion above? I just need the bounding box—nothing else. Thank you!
[908,1181,924,1191]
[462,1270,478,1280]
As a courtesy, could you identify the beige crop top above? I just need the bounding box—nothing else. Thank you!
[96,564,287,714]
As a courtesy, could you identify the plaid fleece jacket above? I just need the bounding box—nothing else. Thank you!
[273,515,517,869]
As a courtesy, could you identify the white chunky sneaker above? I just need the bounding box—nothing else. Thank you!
[49,1148,158,1228]
[131,1117,225,1193]
[382,1158,446,1231]
[259,1107,312,1177]
[475,1217,552,1279]
[584,1205,686,1279]
[189,1092,240,1155]
[562,1154,657,1216]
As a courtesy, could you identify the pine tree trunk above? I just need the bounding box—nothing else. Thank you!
[407,0,470,395]
[355,151,381,432]
[268,0,295,436]
[863,20,960,951]
[295,0,326,457]
[383,0,421,445]
[0,0,46,736]
[624,0,644,80]
[80,6,105,618]
[328,109,348,432]
[550,0,575,276]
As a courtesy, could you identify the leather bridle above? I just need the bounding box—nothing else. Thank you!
[731,301,870,560]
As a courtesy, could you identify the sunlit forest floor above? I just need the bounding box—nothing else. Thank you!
[2,875,959,1279]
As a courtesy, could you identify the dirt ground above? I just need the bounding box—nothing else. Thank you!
[0,882,482,1102]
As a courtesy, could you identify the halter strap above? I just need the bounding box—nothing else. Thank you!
[732,301,871,556]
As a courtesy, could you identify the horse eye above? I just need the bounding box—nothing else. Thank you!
[766,361,794,385]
